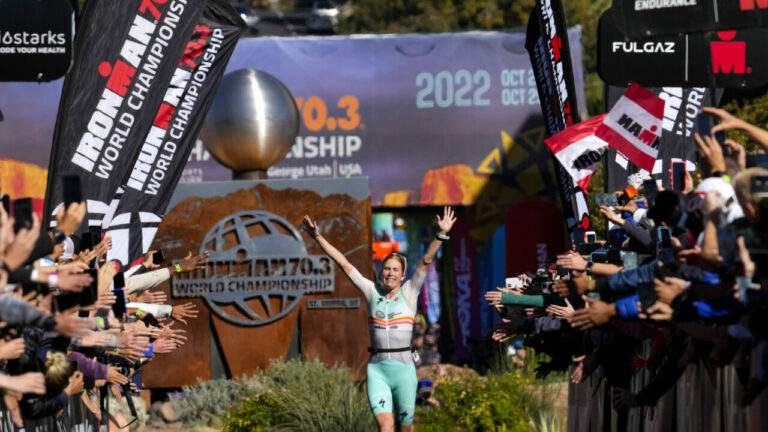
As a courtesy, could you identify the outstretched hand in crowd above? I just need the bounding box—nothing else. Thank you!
[568,296,615,330]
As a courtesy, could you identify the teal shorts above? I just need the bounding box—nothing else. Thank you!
[366,359,417,425]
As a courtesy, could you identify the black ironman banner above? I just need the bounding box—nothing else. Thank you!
[106,0,245,266]
[598,8,768,89]
[612,0,768,37]
[602,85,721,193]
[526,0,591,229]
[43,0,207,230]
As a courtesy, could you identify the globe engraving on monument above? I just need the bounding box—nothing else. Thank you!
[172,210,334,326]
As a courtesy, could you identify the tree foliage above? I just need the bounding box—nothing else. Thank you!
[721,91,768,153]
[339,0,609,115]
[338,0,535,34]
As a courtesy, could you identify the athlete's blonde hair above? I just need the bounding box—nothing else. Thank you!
[382,253,406,273]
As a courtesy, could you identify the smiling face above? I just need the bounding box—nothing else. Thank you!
[380,255,406,291]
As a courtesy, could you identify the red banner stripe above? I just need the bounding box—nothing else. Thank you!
[596,125,656,172]
[624,82,665,120]
[577,174,592,192]
[545,114,607,154]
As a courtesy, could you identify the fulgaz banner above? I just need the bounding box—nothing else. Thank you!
[599,8,768,89]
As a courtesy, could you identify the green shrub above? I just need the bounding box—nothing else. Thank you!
[415,372,530,432]
[212,358,376,432]
[414,347,567,432]
[170,377,249,427]
[173,357,565,432]
[223,391,287,432]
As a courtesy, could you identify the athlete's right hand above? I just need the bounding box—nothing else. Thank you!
[302,215,320,239]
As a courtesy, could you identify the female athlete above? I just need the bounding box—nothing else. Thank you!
[302,207,455,432]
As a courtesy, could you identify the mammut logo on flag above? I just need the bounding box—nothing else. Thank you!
[740,0,768,10]
[615,114,661,149]
[711,31,750,74]
[596,82,664,172]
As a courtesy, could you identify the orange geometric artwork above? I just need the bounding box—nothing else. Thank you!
[0,159,47,200]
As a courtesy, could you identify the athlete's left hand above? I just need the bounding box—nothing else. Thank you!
[436,206,457,234]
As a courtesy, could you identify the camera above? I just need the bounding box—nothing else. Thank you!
[119,365,132,377]
[415,380,433,406]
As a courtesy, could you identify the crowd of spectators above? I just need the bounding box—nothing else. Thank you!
[3,105,767,428]
[0,195,206,429]
[484,107,768,410]
[412,316,442,367]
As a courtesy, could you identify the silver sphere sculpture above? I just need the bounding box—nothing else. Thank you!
[201,68,300,179]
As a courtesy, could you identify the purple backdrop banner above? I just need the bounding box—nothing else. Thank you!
[0,31,585,208]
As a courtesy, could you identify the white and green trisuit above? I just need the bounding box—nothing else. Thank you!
[348,267,426,425]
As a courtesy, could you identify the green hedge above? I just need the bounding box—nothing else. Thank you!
[414,370,562,432]
[171,357,564,431]
[223,359,376,432]
[171,359,375,431]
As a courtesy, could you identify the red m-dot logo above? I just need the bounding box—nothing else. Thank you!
[740,0,768,10]
[710,31,750,74]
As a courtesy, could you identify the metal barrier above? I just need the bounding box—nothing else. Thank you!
[0,395,101,432]
[568,342,768,432]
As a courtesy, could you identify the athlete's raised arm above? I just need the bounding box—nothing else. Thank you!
[302,215,357,275]
[417,206,457,272]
